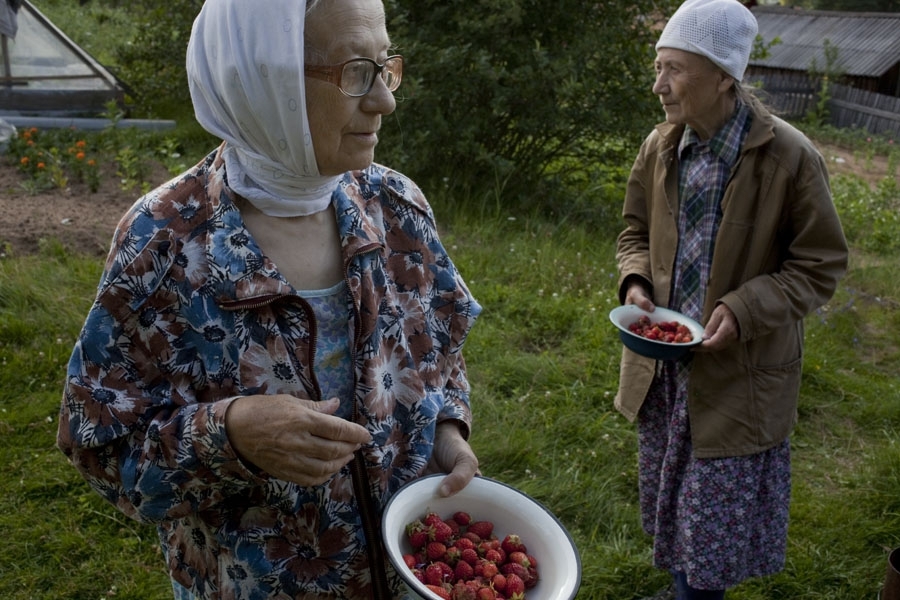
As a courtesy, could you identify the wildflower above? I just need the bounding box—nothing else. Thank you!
[37,162,45,169]
[20,156,29,166]
[76,140,86,148]
[87,159,96,166]
[75,151,86,161]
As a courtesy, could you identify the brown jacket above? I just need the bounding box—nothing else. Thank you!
[615,98,848,458]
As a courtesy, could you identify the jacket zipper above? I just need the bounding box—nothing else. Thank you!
[343,252,393,600]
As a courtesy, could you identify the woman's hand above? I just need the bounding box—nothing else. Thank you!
[225,395,371,486]
[425,421,480,498]
[625,280,655,312]
[697,303,740,352]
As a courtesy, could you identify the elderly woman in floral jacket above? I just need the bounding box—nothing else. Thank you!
[57,0,481,599]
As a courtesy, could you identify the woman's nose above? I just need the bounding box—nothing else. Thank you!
[362,77,397,115]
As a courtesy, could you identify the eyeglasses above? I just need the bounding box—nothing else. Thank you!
[304,55,403,97]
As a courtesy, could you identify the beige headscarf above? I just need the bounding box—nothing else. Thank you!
[186,0,340,217]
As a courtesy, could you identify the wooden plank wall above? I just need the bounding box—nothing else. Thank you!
[747,75,900,138]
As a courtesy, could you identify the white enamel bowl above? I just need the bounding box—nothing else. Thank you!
[382,474,581,600]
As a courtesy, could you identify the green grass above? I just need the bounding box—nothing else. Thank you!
[2,160,898,599]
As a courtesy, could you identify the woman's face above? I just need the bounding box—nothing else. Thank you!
[304,0,397,176]
[652,48,733,140]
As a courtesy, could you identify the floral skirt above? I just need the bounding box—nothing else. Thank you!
[637,360,791,590]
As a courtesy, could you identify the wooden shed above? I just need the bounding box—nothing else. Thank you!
[747,6,900,98]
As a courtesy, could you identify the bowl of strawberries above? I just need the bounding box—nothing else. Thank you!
[609,304,704,360]
[382,474,581,600]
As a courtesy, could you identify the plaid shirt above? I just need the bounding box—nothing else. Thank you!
[670,101,752,315]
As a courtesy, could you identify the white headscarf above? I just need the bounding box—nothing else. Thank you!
[186,0,340,217]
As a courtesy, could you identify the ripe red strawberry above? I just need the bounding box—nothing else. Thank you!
[526,554,538,569]
[500,561,530,583]
[425,583,452,600]
[455,537,476,551]
[443,545,461,566]
[432,520,454,543]
[406,520,430,549]
[505,573,526,599]
[452,511,472,526]
[525,565,539,589]
[450,581,477,600]
[475,587,495,600]
[460,547,479,566]
[465,520,494,540]
[478,558,498,579]
[423,512,444,527]
[507,551,531,569]
[424,562,446,586]
[403,553,417,569]
[500,533,526,555]
[483,548,502,564]
[462,531,483,544]
[491,573,507,593]
[453,559,474,582]
[427,541,448,561]
[445,518,461,536]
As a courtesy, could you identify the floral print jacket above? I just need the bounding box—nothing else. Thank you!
[57,146,481,599]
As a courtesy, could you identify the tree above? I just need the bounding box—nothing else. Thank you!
[378,0,674,208]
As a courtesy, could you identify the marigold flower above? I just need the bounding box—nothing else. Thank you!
[75,140,86,148]
[20,156,29,165]
[37,162,46,169]
[75,152,86,161]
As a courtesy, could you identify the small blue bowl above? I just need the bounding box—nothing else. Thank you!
[609,305,703,360]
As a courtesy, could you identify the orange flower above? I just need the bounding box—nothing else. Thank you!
[87,159,97,167]
[75,151,86,161]
[37,162,45,169]
[75,140,86,148]
[20,156,29,166]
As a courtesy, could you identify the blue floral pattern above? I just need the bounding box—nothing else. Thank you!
[57,144,481,600]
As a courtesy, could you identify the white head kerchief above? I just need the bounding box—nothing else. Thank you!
[186,0,340,217]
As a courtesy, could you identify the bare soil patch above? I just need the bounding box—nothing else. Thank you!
[0,142,894,258]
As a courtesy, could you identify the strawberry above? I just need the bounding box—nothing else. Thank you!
[425,583,452,600]
[455,537,476,551]
[483,548,502,564]
[403,553,418,569]
[526,554,538,569]
[491,573,507,593]
[505,573,526,599]
[432,519,454,543]
[424,562,446,586]
[443,545,461,566]
[460,547,479,566]
[452,511,472,526]
[453,559,474,582]
[507,551,531,569]
[478,558,498,579]
[450,581,477,600]
[475,587,495,600]
[423,512,444,527]
[427,541,448,561]
[465,520,494,540]
[525,565,539,589]
[500,533,526,555]
[500,561,530,583]
[406,520,430,549]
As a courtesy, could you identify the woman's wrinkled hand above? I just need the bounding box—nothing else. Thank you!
[424,421,480,498]
[225,395,371,486]
[697,303,740,352]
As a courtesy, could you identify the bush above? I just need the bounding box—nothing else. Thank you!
[378,0,671,212]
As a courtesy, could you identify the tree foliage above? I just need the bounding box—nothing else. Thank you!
[110,0,677,211]
[379,0,673,206]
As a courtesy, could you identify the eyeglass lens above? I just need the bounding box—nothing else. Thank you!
[341,56,402,96]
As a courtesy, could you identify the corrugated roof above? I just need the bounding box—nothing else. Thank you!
[749,6,900,78]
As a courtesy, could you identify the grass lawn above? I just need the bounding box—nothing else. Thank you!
[1,153,899,598]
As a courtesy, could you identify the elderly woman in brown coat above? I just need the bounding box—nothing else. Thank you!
[614,0,848,598]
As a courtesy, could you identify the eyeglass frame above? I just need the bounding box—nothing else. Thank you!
[304,55,404,97]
